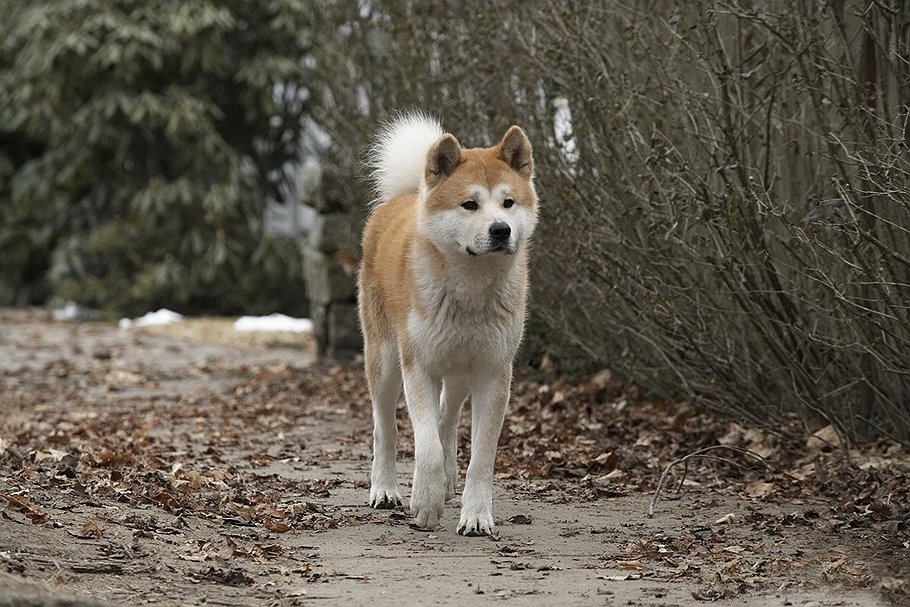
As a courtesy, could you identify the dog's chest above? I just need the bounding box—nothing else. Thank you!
[408,285,522,373]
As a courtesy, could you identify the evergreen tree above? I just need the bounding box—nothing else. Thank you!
[0,0,311,315]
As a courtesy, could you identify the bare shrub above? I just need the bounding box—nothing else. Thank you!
[306,0,910,443]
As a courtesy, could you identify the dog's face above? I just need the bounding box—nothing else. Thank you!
[419,126,537,258]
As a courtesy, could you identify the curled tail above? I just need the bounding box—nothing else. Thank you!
[368,111,443,205]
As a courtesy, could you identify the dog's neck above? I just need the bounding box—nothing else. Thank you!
[412,238,527,312]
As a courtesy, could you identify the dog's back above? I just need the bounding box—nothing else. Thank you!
[359,113,441,347]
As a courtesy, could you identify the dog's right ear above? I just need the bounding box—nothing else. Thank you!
[498,126,533,179]
[425,134,461,189]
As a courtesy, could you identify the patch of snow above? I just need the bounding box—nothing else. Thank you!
[264,200,316,237]
[119,309,185,330]
[233,314,314,334]
[553,96,579,165]
[53,302,80,321]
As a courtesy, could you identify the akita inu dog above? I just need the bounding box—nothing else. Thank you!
[358,113,537,535]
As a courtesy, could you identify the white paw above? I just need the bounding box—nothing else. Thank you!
[410,461,445,530]
[369,483,402,509]
[458,482,494,536]
[457,507,495,536]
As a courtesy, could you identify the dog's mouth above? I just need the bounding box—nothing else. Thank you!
[466,244,515,257]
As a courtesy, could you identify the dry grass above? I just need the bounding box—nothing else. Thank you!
[136,317,317,354]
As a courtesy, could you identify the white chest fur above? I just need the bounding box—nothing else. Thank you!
[407,250,527,376]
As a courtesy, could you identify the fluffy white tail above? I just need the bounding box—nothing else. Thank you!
[368,112,443,204]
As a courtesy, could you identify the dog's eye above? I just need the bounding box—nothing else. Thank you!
[461,200,478,211]
[503,198,515,208]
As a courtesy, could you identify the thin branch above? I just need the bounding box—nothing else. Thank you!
[648,445,797,518]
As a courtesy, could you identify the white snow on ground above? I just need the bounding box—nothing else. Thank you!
[118,309,184,330]
[233,314,313,333]
[52,302,80,321]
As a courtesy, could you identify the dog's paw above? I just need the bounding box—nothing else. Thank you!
[410,483,445,529]
[410,465,445,530]
[369,485,402,509]
[456,508,495,537]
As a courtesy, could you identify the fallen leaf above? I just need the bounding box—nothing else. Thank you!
[582,369,613,395]
[196,566,254,586]
[104,369,145,390]
[744,481,775,499]
[33,449,67,463]
[81,520,103,539]
[807,425,842,451]
[6,495,47,524]
[718,423,744,446]
[592,452,618,468]
[613,559,647,571]
[594,469,626,485]
[742,428,777,459]
[823,558,847,575]
[263,518,291,533]
[718,556,742,573]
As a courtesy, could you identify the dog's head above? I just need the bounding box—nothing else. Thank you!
[419,126,537,258]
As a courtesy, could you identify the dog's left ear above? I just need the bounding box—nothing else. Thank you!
[425,133,462,190]
[498,126,533,179]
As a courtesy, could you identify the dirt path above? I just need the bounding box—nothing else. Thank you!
[0,310,903,606]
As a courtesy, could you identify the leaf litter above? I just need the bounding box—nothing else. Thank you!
[0,309,906,605]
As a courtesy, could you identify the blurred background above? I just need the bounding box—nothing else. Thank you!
[1,0,908,444]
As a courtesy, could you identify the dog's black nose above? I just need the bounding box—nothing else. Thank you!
[489,222,511,242]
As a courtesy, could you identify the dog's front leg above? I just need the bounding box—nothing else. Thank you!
[402,363,445,530]
[458,365,511,536]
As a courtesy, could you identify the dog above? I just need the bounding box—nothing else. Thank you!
[357,112,538,535]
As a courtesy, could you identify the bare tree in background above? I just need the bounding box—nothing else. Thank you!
[305,0,910,444]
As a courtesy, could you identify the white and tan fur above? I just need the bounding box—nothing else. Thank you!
[358,112,538,535]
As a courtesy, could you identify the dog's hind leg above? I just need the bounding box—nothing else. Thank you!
[438,378,469,502]
[366,338,403,509]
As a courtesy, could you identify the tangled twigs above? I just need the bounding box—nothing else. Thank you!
[648,445,786,518]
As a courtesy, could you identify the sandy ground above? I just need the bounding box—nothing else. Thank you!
[0,309,901,606]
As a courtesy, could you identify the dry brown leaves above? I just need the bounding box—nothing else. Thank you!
[1,330,907,601]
